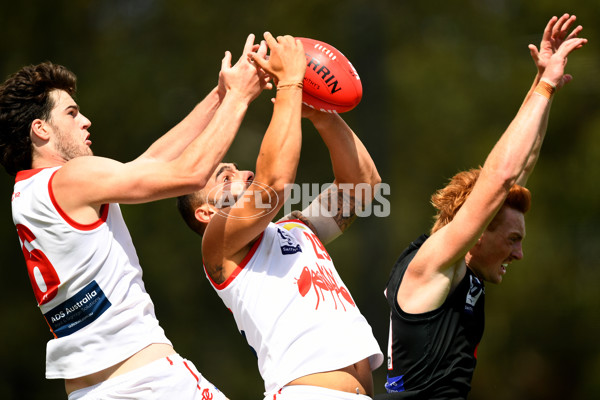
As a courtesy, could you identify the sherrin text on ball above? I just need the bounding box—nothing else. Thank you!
[296,37,362,113]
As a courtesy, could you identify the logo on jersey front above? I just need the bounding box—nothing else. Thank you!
[295,263,355,311]
[43,280,111,337]
[276,227,302,255]
[465,275,484,315]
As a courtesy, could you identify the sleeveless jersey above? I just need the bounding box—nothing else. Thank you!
[206,219,383,395]
[383,234,485,399]
[11,167,171,379]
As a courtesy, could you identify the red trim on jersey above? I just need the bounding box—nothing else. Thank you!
[48,170,109,230]
[15,168,47,182]
[204,232,264,291]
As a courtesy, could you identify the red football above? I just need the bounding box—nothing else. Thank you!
[296,37,362,113]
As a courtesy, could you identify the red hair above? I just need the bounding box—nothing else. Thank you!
[430,167,531,234]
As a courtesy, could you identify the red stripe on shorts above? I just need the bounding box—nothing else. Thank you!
[183,361,202,390]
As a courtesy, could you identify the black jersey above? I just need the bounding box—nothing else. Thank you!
[379,234,485,399]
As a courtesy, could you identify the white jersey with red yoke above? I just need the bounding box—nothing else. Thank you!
[11,167,171,379]
[205,219,383,395]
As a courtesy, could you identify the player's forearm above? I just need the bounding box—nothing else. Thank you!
[518,72,542,112]
[255,89,303,192]
[171,89,249,189]
[515,101,551,186]
[311,113,380,188]
[482,89,551,188]
[140,86,222,162]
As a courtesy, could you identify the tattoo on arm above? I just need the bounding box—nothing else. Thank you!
[279,186,359,234]
[205,264,227,285]
[330,186,358,232]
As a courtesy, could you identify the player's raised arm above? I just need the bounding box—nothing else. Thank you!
[52,35,270,217]
[398,17,587,314]
[276,38,377,243]
[201,33,307,282]
[517,13,584,186]
[283,108,380,245]
[139,34,272,163]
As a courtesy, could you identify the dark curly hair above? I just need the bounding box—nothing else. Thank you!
[0,62,77,175]
[430,167,531,234]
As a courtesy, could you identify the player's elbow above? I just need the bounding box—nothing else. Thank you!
[172,159,216,191]
[359,163,381,191]
[482,165,518,194]
[161,164,211,194]
[370,168,382,188]
[267,175,295,195]
[187,173,210,191]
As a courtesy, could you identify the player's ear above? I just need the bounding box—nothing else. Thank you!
[31,119,51,141]
[195,204,216,224]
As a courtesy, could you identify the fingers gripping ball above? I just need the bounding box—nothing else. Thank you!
[296,37,362,113]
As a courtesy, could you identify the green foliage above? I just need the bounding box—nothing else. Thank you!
[1,0,599,399]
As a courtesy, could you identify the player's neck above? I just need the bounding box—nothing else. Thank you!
[31,152,68,170]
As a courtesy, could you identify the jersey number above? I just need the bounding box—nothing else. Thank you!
[16,224,60,305]
[303,232,331,261]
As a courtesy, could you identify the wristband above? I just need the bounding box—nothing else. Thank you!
[534,80,556,100]
[300,183,343,245]
[277,82,304,91]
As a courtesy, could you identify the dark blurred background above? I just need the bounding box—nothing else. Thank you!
[1,1,599,399]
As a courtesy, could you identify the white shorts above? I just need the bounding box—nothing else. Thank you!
[268,385,372,400]
[68,353,227,400]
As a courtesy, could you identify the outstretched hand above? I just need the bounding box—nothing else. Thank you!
[249,32,306,87]
[529,14,587,89]
[217,34,272,103]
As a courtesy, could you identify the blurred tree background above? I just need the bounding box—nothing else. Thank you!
[1,0,599,399]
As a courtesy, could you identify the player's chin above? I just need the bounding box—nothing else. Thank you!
[491,272,505,285]
[483,269,504,285]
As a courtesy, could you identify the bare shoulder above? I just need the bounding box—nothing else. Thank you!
[50,157,122,222]
[55,156,122,184]
[397,231,468,313]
